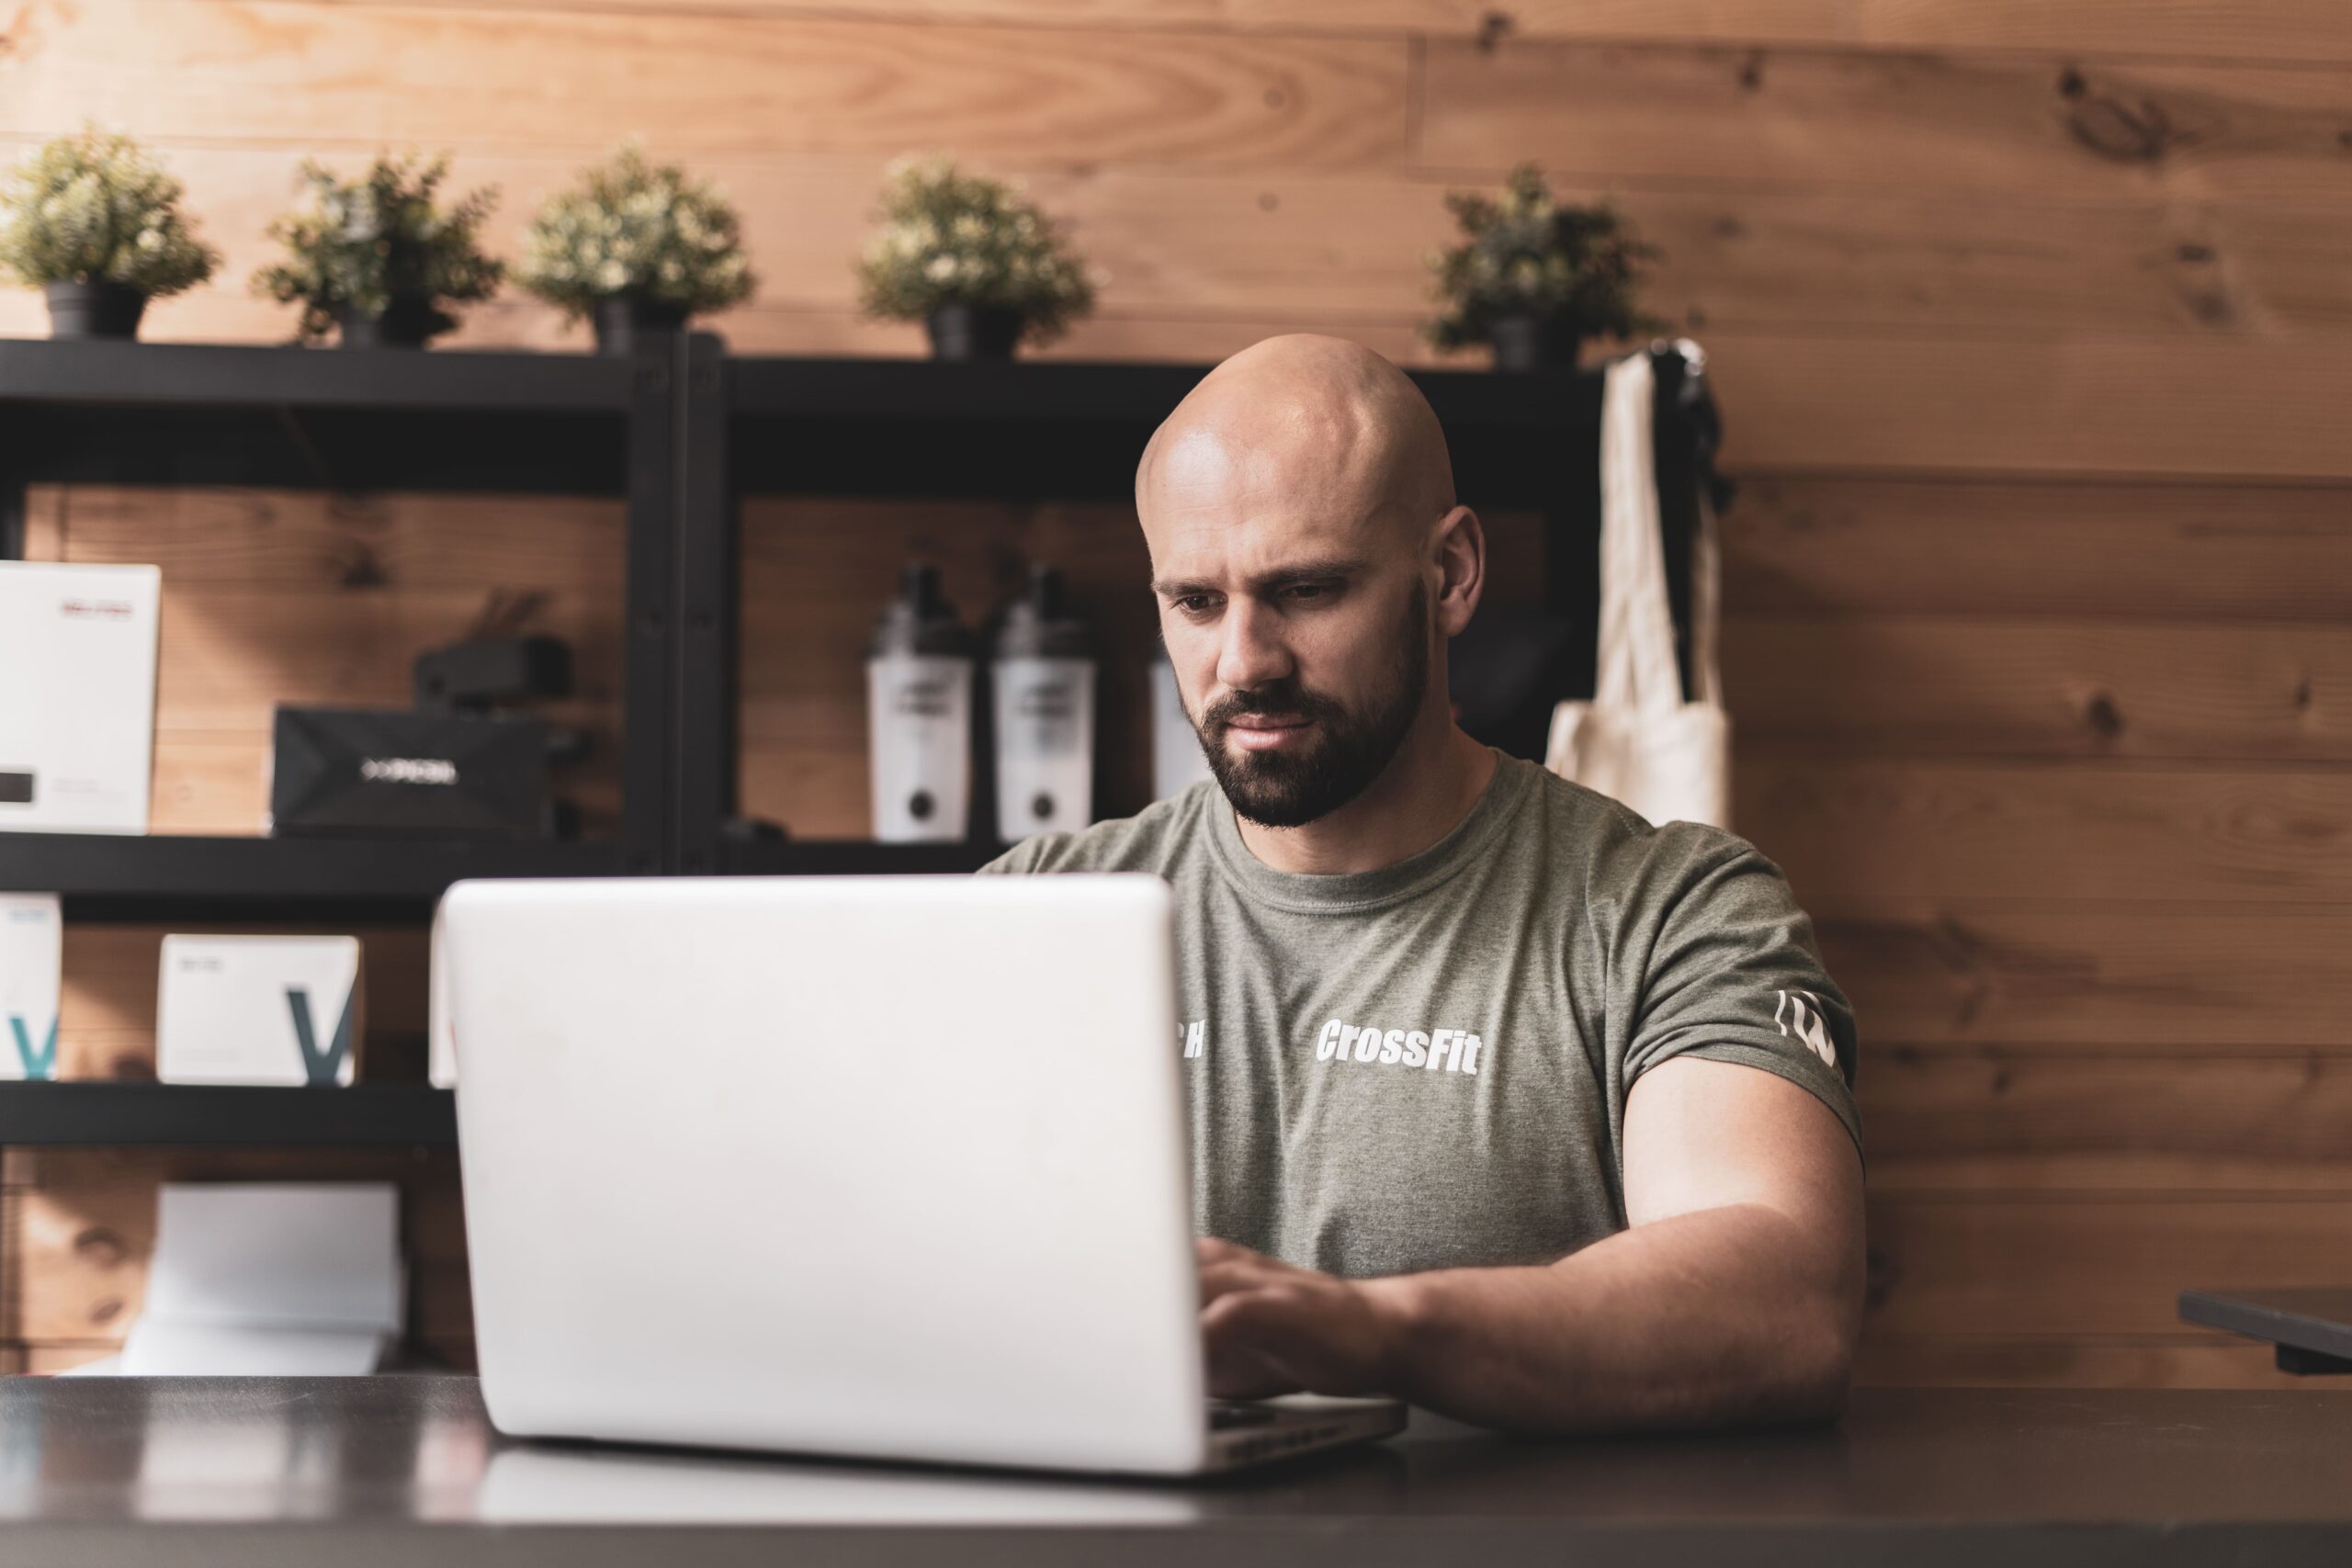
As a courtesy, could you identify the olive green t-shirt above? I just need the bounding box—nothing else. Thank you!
[975,750,1861,1280]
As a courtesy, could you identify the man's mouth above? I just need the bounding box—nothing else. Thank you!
[1226,716,1313,751]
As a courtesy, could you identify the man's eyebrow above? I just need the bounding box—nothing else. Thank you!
[1149,556,1371,599]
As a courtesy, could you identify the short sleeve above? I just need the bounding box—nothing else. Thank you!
[972,842,1029,874]
[973,832,1068,874]
[1623,841,1863,1164]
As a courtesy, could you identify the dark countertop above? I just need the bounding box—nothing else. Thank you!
[4,1375,2350,1566]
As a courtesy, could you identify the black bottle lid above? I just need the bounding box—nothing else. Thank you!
[990,562,1093,660]
[867,562,976,659]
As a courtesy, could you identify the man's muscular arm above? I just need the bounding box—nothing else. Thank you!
[1196,1055,1866,1434]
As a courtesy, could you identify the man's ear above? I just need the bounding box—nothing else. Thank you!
[1432,504,1485,637]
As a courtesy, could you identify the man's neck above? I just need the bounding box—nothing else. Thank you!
[1232,722,1500,875]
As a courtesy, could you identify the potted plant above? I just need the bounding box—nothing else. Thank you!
[853,152,1097,360]
[515,139,756,355]
[0,124,220,339]
[1422,164,1668,371]
[251,152,503,348]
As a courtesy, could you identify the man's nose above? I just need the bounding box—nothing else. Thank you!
[1214,596,1295,697]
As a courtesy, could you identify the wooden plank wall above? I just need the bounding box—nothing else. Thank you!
[4,0,2348,1387]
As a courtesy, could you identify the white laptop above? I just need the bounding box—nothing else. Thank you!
[439,873,1406,1476]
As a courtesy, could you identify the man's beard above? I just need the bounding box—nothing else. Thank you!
[1194,576,1430,830]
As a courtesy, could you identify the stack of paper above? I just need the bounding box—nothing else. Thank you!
[77,1183,406,1377]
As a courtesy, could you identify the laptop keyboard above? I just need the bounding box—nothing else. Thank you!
[1208,1402,1279,1430]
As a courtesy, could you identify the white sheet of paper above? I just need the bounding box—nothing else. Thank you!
[145,1183,403,1333]
[119,1320,392,1377]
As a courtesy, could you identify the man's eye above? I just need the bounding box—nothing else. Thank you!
[1175,595,1214,615]
[1285,585,1326,601]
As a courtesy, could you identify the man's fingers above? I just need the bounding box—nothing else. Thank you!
[1202,1284,1324,1373]
[1203,1283,1313,1344]
[1194,1235,1251,1265]
[1203,1285,1385,1398]
[1196,1258,1285,1305]
[1201,1292,1309,1400]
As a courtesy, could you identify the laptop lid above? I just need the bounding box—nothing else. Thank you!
[442,873,1209,1474]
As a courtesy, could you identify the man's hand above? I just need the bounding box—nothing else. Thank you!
[1195,1236,1405,1400]
[1196,1061,1863,1432]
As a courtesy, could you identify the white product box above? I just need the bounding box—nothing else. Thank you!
[0,561,162,834]
[0,893,62,1080]
[427,899,456,1088]
[157,935,366,1087]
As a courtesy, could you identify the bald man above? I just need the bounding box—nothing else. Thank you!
[977,333,1865,1436]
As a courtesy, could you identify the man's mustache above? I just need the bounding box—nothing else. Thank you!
[1204,688,1341,728]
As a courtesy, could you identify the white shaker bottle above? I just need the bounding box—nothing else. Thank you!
[1150,649,1214,801]
[989,564,1095,840]
[866,563,977,841]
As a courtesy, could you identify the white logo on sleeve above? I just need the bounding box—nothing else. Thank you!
[1178,1019,1205,1059]
[1774,989,1838,1068]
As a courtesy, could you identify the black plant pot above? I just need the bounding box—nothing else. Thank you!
[1487,313,1582,372]
[592,294,691,356]
[43,280,148,340]
[334,296,440,350]
[924,301,1024,361]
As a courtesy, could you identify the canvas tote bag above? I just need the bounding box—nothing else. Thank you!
[1543,344,1731,829]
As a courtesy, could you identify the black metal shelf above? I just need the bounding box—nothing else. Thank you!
[692,344,1676,857]
[723,354,1600,507]
[0,333,680,871]
[0,833,629,921]
[0,330,1712,921]
[0,336,637,412]
[0,337,646,499]
[0,1081,456,1147]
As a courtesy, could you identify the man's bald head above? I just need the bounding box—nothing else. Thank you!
[1136,334,1455,553]
[1138,334,1486,831]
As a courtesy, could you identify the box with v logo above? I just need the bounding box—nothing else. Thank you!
[158,935,366,1087]
[0,894,61,1081]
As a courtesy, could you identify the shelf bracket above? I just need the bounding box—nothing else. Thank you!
[0,475,25,561]
[2278,1343,2352,1376]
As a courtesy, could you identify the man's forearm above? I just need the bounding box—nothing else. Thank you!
[1357,1201,1861,1435]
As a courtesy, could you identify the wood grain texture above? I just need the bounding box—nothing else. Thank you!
[1717,477,2352,619]
[1816,903,2352,1050]
[87,1,2352,68]
[1701,333,2352,479]
[20,486,64,560]
[0,0,1407,166]
[1735,759,2352,904]
[51,488,627,595]
[1860,1051,2352,1194]
[1852,1335,2322,1390]
[1422,39,2352,205]
[1722,616,2352,761]
[1863,1197,2352,1341]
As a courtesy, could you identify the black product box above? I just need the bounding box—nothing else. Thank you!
[267,706,551,839]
